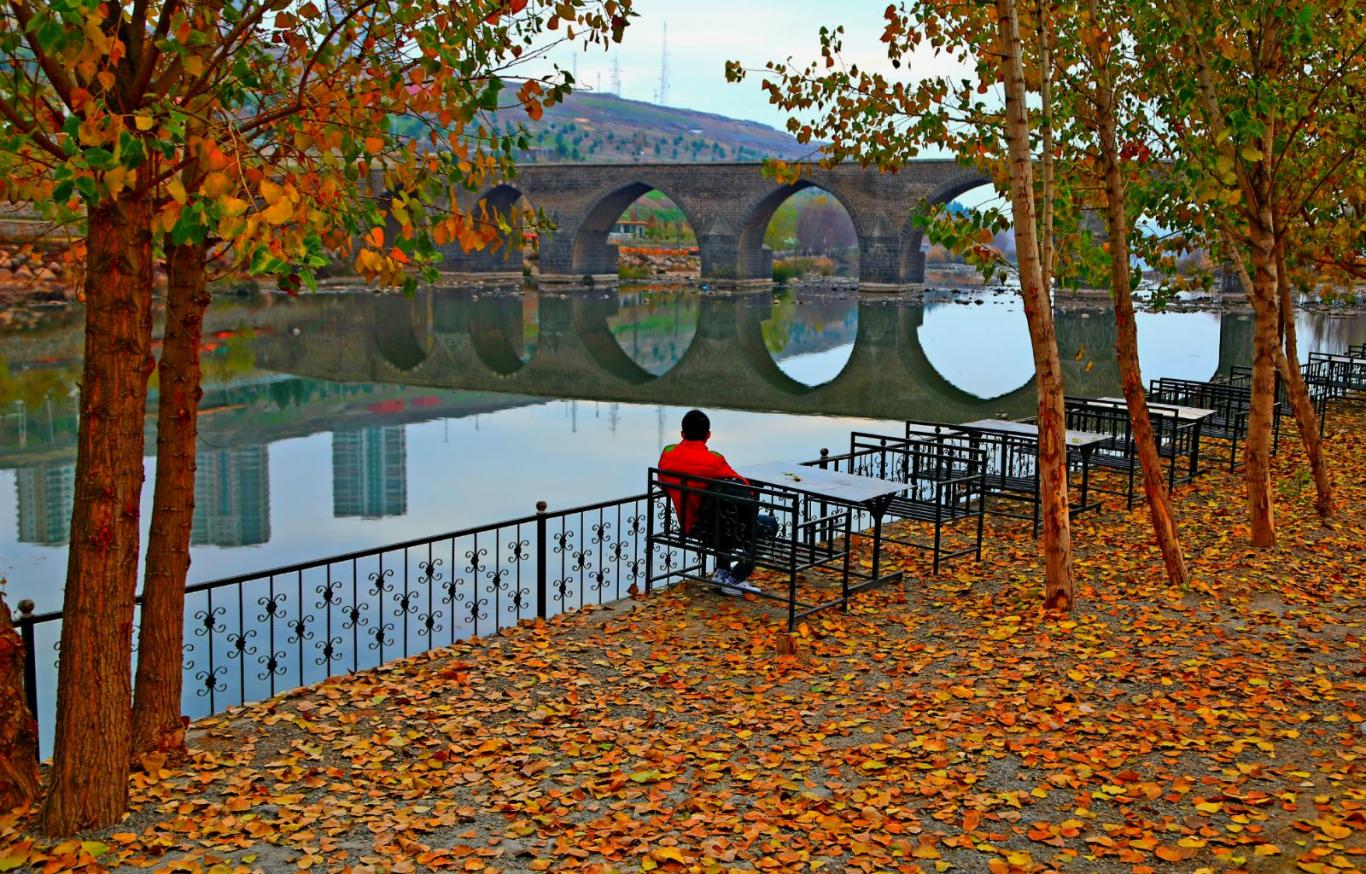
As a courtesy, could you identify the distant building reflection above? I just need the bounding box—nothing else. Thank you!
[16,463,74,544]
[192,446,271,547]
[332,427,407,518]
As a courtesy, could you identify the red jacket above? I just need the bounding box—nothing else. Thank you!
[657,440,747,533]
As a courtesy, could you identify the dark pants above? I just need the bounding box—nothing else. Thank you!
[718,513,778,581]
[693,480,779,583]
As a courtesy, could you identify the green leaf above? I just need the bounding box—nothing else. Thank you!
[81,841,110,858]
[0,851,28,872]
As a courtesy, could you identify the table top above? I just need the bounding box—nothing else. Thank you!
[959,418,1111,447]
[739,461,907,505]
[904,422,964,441]
[1095,397,1215,422]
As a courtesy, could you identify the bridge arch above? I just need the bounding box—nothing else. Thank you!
[567,180,704,277]
[468,293,536,375]
[433,183,535,275]
[370,293,434,372]
[735,181,865,282]
[898,170,995,284]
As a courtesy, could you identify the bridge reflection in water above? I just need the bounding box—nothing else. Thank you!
[259,287,1257,424]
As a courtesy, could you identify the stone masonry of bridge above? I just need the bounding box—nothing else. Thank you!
[436,161,991,290]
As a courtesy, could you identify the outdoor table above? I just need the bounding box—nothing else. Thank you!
[959,418,1110,514]
[1094,396,1216,478]
[738,461,909,594]
[904,422,964,442]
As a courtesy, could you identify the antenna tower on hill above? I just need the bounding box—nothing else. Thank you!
[655,22,670,105]
[610,53,622,96]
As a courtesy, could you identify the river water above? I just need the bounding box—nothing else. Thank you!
[1,284,1362,614]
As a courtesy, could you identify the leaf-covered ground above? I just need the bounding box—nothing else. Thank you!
[4,406,1365,874]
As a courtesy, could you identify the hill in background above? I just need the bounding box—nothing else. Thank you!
[488,90,813,163]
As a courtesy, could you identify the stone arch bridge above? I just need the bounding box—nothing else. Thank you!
[255,289,1255,423]
[436,161,992,289]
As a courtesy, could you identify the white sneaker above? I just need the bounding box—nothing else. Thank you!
[711,568,738,594]
[723,577,763,596]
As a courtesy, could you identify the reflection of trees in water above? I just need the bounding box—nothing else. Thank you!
[606,290,700,376]
[197,330,258,386]
[518,295,540,362]
[0,356,79,450]
[1295,310,1366,359]
[762,292,858,357]
[0,356,75,408]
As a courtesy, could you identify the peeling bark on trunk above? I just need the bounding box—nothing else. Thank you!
[1272,242,1335,518]
[1035,0,1055,291]
[40,193,154,834]
[0,597,40,811]
[1245,226,1279,548]
[1085,0,1190,588]
[132,240,210,762]
[995,0,1074,609]
[1273,345,1335,518]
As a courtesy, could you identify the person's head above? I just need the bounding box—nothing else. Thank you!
[681,409,710,441]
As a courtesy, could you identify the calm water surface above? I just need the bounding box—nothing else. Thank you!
[2,284,1362,613]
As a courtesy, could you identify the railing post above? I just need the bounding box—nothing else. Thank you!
[17,599,38,758]
[535,501,548,620]
[818,449,830,544]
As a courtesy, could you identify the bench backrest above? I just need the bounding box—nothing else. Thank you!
[903,420,1039,484]
[806,435,987,507]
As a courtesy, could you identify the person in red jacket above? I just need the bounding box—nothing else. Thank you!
[657,409,776,595]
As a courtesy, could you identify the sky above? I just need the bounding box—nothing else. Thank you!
[542,0,950,131]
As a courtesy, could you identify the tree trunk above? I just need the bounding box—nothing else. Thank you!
[1244,226,1279,548]
[1272,242,1335,518]
[1085,0,1190,588]
[131,240,209,762]
[1273,344,1335,517]
[995,0,1075,610]
[0,596,41,811]
[40,193,155,834]
[1035,0,1055,291]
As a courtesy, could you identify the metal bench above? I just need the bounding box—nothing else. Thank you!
[1148,377,1263,471]
[803,431,987,574]
[1060,398,1200,508]
[1224,363,1329,440]
[1307,351,1366,401]
[645,467,854,631]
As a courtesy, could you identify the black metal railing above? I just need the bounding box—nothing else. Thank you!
[14,493,679,758]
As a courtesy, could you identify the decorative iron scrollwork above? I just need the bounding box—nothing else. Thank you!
[195,605,226,637]
[316,635,342,667]
[368,567,394,599]
[258,649,286,681]
[196,666,227,697]
[227,628,257,660]
[287,614,315,644]
[257,592,286,624]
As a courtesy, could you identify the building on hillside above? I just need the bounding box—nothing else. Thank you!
[609,219,649,242]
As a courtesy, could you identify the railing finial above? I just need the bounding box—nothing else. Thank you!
[536,500,548,513]
[17,599,33,617]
